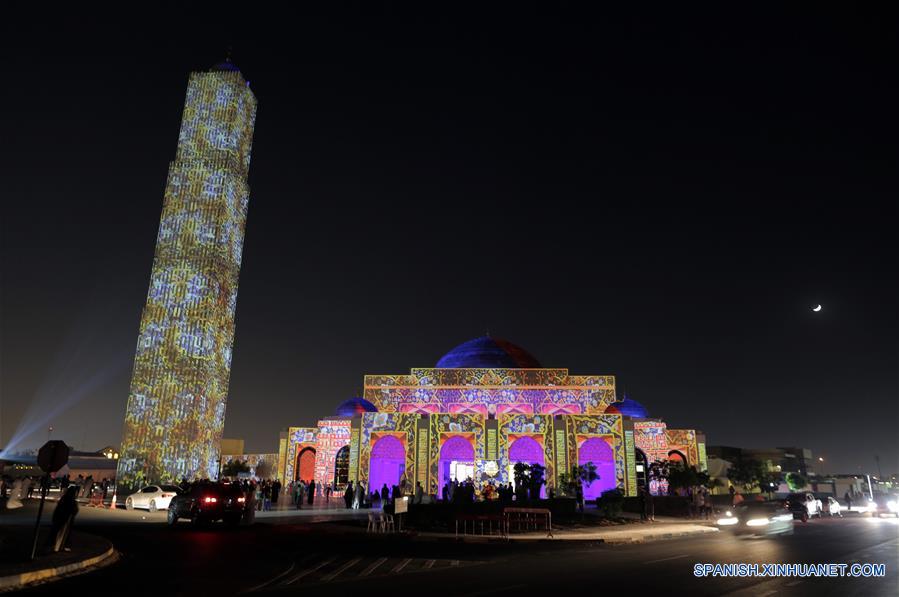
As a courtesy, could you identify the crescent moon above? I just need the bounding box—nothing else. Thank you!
[813,305,822,312]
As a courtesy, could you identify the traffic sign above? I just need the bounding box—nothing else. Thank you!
[37,440,69,473]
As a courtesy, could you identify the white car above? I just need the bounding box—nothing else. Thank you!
[125,485,181,512]
[786,492,822,521]
[822,496,842,517]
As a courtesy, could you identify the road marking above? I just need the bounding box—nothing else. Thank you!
[424,559,436,569]
[451,560,460,567]
[392,558,414,573]
[285,556,337,585]
[358,557,388,577]
[644,554,690,564]
[785,580,802,587]
[321,557,361,581]
[245,560,297,592]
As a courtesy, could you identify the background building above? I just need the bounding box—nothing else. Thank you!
[117,59,257,490]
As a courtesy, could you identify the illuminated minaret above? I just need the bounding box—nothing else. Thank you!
[117,59,257,489]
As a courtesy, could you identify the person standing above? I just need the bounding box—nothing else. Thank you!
[46,486,79,552]
[324,483,332,501]
[344,481,354,509]
[353,481,364,509]
[640,487,648,521]
[307,479,315,506]
[414,481,424,505]
[6,479,24,509]
[296,480,305,509]
[845,491,852,512]
[271,479,281,507]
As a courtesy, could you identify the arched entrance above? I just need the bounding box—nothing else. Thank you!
[296,447,316,482]
[578,437,617,500]
[508,436,546,498]
[635,448,649,490]
[439,436,475,497]
[368,435,405,494]
[668,450,687,466]
[334,445,350,488]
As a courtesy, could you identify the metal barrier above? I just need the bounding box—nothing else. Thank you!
[88,489,105,507]
[503,507,553,538]
[454,513,505,538]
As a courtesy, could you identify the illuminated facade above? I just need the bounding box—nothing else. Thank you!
[278,337,706,500]
[117,60,257,490]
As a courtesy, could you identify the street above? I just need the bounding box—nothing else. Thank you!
[8,503,898,596]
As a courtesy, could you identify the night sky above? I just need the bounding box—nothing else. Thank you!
[2,7,896,475]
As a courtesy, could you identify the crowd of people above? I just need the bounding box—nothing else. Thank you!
[0,474,115,510]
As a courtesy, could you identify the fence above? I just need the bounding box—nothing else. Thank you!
[503,507,553,538]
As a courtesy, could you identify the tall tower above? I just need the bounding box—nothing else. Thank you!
[117,60,257,490]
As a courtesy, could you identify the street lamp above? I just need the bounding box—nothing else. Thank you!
[818,457,825,476]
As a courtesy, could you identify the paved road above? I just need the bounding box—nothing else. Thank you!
[8,503,897,596]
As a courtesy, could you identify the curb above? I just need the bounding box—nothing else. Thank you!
[600,527,719,544]
[0,545,116,592]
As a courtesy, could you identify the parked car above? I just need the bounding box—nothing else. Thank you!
[716,501,794,536]
[784,492,822,522]
[125,485,181,512]
[867,493,899,518]
[167,481,247,526]
[822,496,842,517]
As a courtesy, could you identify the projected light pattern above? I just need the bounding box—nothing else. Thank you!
[117,63,257,490]
[365,369,616,416]
[665,428,700,468]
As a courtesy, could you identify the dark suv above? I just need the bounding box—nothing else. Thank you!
[167,482,247,526]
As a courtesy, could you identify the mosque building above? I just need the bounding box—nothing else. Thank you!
[275,337,707,498]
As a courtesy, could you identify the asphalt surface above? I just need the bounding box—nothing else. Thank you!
[5,503,898,596]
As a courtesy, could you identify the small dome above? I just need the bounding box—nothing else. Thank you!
[605,395,649,418]
[210,58,241,73]
[436,336,542,369]
[335,397,377,417]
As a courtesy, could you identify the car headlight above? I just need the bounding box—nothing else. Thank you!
[717,517,738,526]
[888,501,898,512]
[746,518,770,527]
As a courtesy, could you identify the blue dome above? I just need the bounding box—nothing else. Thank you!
[605,396,649,418]
[436,336,542,369]
[211,58,241,72]
[335,397,377,417]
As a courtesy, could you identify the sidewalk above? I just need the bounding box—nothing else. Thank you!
[0,527,115,592]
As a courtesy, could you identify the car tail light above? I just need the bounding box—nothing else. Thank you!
[203,496,218,504]
[162,493,173,498]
